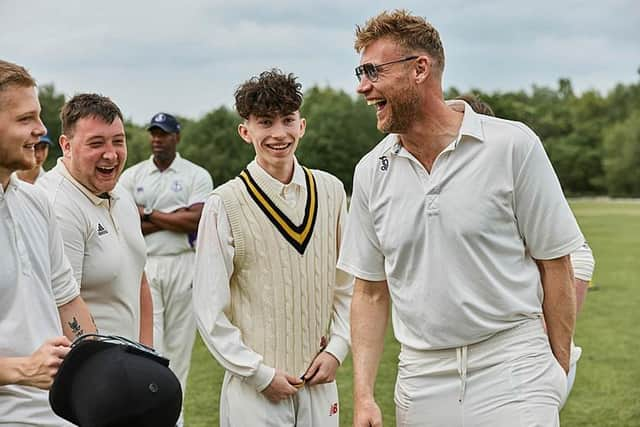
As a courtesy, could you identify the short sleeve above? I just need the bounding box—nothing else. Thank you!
[46,199,80,306]
[53,199,87,285]
[337,163,386,281]
[188,169,214,206]
[513,135,583,260]
[116,166,135,195]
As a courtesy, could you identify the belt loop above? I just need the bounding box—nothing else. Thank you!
[456,346,468,403]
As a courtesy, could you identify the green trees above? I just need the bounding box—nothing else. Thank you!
[34,72,640,197]
[456,75,639,197]
[37,84,65,170]
[179,107,254,187]
[602,110,640,197]
[297,86,379,192]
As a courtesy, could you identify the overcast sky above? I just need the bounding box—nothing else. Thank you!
[1,0,638,124]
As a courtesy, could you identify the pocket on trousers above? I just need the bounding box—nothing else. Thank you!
[551,356,569,404]
[394,374,414,427]
[507,352,566,407]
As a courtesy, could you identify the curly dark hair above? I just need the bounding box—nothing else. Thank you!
[234,69,303,119]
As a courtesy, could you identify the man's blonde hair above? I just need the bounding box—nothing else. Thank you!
[354,9,445,75]
[0,60,36,106]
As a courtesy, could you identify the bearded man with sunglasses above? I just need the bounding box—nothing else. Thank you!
[338,10,583,427]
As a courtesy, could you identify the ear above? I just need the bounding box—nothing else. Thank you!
[237,123,253,145]
[59,134,72,158]
[415,56,430,84]
[298,117,307,139]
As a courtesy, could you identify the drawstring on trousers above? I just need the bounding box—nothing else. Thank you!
[456,346,468,403]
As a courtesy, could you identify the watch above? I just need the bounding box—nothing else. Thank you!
[142,207,153,222]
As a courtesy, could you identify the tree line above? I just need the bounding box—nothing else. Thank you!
[39,72,640,197]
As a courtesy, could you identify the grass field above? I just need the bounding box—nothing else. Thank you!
[184,199,640,426]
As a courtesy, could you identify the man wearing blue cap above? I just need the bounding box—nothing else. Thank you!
[15,131,52,183]
[118,112,213,426]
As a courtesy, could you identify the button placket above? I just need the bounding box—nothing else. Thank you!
[424,152,451,217]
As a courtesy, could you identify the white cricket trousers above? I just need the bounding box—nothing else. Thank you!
[146,251,196,426]
[395,319,567,427]
[219,371,340,427]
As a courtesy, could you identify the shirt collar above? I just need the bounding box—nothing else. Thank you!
[248,157,306,189]
[148,152,182,174]
[1,173,21,197]
[379,133,403,157]
[446,99,485,145]
[54,158,118,207]
[381,100,486,158]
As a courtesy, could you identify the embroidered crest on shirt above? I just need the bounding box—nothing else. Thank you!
[379,156,389,171]
[239,167,318,255]
[171,180,183,192]
[135,186,144,193]
[97,222,108,236]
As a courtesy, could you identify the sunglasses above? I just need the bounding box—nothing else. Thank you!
[355,56,418,82]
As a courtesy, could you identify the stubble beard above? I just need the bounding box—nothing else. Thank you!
[5,149,36,172]
[379,88,421,134]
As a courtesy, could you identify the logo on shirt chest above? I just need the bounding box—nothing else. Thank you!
[171,180,183,192]
[379,156,389,171]
[97,222,109,236]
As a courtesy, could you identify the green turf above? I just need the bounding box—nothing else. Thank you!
[184,199,640,426]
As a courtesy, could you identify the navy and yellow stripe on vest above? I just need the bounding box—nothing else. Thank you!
[239,167,318,255]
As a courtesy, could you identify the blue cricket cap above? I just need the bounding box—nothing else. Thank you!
[147,112,181,134]
[40,133,52,145]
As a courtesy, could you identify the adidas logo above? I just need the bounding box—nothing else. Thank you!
[97,223,108,236]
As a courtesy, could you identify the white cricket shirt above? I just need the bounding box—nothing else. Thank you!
[117,153,213,256]
[38,160,147,340]
[338,101,584,350]
[0,175,78,426]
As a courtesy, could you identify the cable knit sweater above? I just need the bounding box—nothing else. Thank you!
[214,162,345,376]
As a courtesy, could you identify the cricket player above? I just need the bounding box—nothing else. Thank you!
[340,10,584,427]
[193,69,352,426]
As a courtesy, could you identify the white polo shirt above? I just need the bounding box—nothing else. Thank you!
[0,175,78,426]
[38,159,147,340]
[338,101,584,350]
[117,153,213,256]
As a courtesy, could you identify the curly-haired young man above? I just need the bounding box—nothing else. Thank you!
[194,69,352,426]
[339,10,584,427]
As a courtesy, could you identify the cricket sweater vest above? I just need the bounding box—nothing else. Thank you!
[214,163,344,376]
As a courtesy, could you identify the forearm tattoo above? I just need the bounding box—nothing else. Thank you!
[68,316,84,338]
